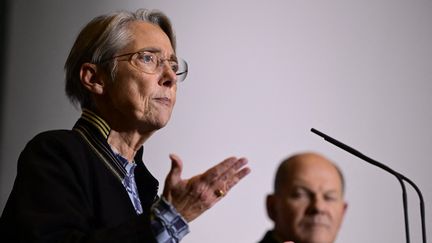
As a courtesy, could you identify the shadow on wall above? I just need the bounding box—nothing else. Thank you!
[0,0,11,192]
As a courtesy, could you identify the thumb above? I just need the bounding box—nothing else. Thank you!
[166,153,183,185]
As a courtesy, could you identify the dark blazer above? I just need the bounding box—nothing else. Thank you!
[0,110,159,242]
[258,230,281,243]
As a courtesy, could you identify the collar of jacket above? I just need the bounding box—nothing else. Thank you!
[73,108,129,181]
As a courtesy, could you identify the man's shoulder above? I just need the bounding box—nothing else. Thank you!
[258,230,280,243]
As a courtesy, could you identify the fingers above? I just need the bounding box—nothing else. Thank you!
[166,153,183,186]
[162,154,251,222]
[204,157,251,197]
[205,157,248,181]
[224,166,251,191]
[204,156,238,182]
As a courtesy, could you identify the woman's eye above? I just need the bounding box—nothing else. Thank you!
[170,62,179,72]
[139,53,155,63]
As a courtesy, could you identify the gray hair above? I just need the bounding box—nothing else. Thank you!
[65,9,176,109]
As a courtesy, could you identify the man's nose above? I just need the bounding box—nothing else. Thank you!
[307,196,326,214]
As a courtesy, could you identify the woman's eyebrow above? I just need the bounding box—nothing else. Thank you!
[137,47,176,60]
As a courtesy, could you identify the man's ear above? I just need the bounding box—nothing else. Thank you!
[266,194,277,221]
[342,201,348,217]
[80,62,105,94]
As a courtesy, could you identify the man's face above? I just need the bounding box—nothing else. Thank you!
[103,21,177,132]
[270,156,347,243]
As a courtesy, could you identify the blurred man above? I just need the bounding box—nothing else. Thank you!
[259,152,347,243]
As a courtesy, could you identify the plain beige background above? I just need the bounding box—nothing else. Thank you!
[1,0,431,242]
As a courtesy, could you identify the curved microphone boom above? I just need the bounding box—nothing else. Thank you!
[311,128,426,243]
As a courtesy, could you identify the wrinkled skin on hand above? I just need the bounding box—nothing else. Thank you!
[162,154,251,222]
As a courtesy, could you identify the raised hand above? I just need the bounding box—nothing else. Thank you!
[162,153,251,222]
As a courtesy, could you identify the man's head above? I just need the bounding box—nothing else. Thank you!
[266,152,347,243]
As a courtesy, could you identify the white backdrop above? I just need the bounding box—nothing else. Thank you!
[1,1,431,242]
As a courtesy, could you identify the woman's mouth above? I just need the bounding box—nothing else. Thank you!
[153,97,172,107]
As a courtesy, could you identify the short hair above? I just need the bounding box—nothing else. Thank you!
[65,9,176,109]
[274,153,346,195]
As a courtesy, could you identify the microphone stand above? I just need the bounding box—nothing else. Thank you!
[311,128,426,243]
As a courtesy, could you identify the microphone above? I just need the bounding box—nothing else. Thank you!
[311,128,426,243]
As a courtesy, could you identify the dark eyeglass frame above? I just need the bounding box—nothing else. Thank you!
[100,50,188,81]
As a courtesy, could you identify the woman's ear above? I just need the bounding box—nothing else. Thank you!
[80,62,105,94]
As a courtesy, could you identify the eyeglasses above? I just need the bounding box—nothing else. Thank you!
[105,51,188,82]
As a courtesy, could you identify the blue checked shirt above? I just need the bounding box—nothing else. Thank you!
[115,153,190,242]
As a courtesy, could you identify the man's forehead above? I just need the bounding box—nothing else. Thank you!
[289,155,339,176]
[286,161,343,191]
